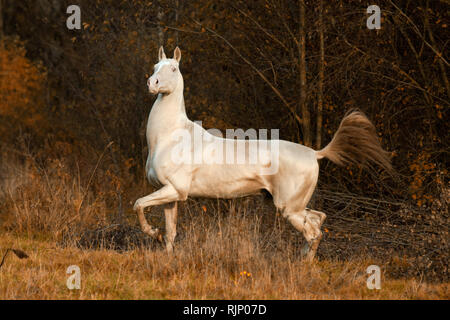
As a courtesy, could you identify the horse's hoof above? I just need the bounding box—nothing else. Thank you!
[157,232,164,243]
[301,243,310,257]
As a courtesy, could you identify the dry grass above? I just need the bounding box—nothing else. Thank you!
[0,153,448,300]
[0,231,448,300]
[0,152,110,239]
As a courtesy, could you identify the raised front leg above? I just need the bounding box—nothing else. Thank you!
[133,184,181,242]
[164,202,178,253]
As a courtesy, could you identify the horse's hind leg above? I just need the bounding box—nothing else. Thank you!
[306,208,326,228]
[303,208,326,260]
[283,208,326,261]
[271,162,323,260]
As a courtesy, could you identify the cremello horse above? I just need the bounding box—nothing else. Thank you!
[134,47,392,260]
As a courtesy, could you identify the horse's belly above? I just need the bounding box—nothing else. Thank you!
[188,166,264,198]
[189,181,262,198]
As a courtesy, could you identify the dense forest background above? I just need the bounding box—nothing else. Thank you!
[0,0,448,282]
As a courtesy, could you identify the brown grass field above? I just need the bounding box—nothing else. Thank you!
[1,0,449,301]
[0,230,448,300]
[0,156,448,300]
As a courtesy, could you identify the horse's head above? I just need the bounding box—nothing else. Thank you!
[147,46,182,95]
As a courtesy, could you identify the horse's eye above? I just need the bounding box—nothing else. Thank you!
[172,67,176,72]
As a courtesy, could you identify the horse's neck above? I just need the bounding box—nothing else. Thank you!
[150,91,186,122]
[147,83,188,152]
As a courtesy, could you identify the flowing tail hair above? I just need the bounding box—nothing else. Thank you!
[316,110,393,173]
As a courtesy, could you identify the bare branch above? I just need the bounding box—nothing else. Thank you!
[190,18,303,128]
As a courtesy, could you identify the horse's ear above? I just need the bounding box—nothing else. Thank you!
[174,47,181,63]
[158,46,166,61]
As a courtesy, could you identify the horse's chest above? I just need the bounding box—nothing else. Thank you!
[145,152,163,187]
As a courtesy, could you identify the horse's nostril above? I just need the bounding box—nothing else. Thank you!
[155,79,159,84]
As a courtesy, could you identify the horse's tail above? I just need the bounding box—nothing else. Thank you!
[315,109,393,173]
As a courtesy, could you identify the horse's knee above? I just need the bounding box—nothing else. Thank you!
[306,208,326,228]
[285,211,306,232]
[284,209,324,260]
[284,209,324,242]
[292,211,322,241]
[133,199,143,211]
[303,223,322,243]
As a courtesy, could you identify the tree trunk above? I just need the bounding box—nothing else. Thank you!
[425,0,449,98]
[0,0,3,41]
[175,0,179,46]
[157,1,164,47]
[299,0,311,146]
[316,0,324,149]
